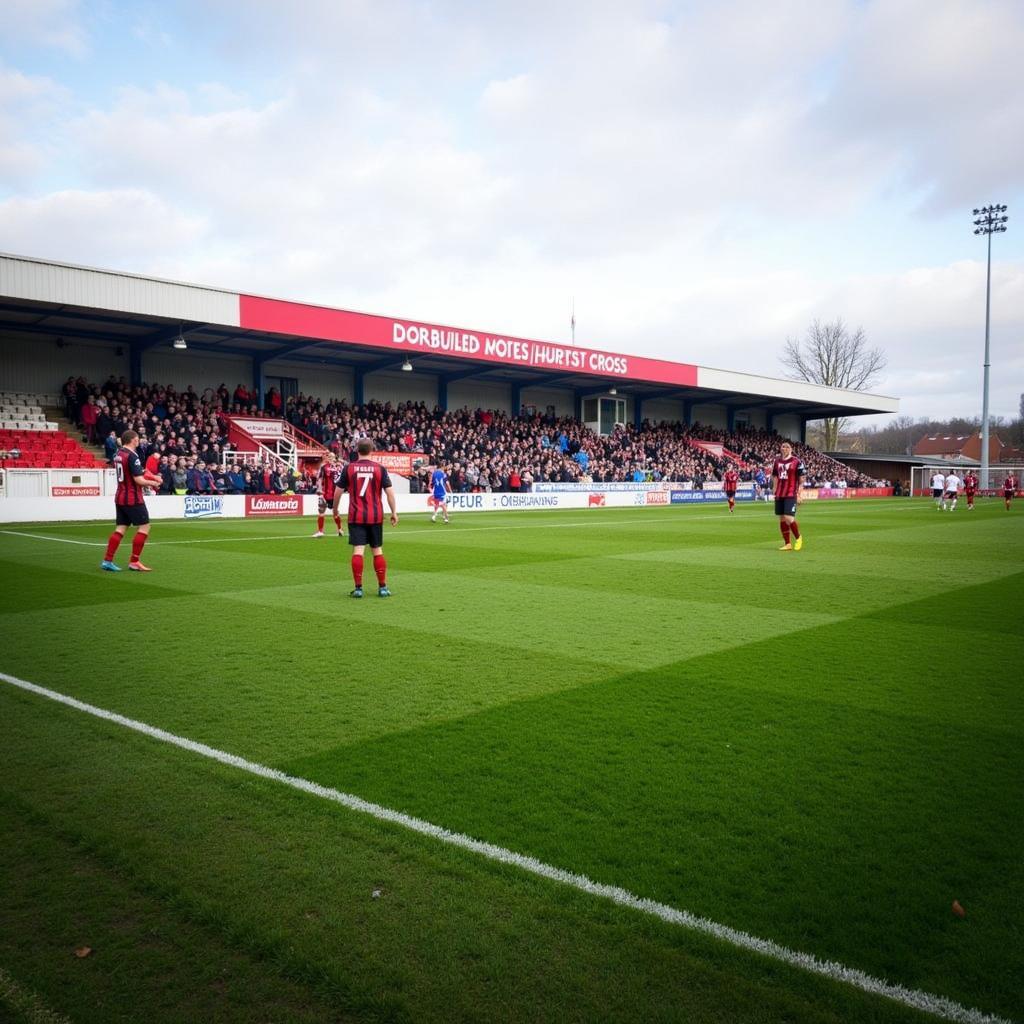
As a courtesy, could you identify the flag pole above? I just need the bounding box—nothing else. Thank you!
[570,297,576,345]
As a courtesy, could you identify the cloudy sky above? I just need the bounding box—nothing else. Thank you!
[2,0,1022,424]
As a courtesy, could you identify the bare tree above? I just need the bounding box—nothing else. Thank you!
[781,318,886,451]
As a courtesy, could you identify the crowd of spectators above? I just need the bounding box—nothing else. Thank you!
[62,373,883,495]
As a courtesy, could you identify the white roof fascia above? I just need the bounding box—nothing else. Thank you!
[0,253,240,327]
[696,366,899,414]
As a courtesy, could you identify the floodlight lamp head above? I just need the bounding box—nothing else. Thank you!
[401,358,412,372]
[609,386,617,395]
[173,334,187,350]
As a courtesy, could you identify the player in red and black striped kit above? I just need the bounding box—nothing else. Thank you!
[771,441,805,551]
[313,453,344,537]
[963,472,979,510]
[723,467,739,512]
[101,429,163,572]
[332,439,399,597]
[1005,474,1019,511]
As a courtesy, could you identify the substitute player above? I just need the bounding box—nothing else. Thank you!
[429,463,452,523]
[930,470,946,509]
[333,438,398,598]
[313,453,344,537]
[101,429,163,572]
[1005,473,1018,511]
[771,441,805,551]
[723,465,739,512]
[963,471,979,510]
[942,471,962,511]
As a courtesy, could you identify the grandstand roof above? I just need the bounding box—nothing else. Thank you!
[0,253,899,420]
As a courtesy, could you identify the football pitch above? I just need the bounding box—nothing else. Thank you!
[1,499,1021,1024]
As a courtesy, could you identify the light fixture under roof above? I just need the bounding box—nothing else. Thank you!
[401,358,413,372]
[173,334,187,350]
[608,386,617,395]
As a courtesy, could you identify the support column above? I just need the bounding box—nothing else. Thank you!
[727,406,736,432]
[511,384,522,416]
[681,400,693,427]
[353,370,365,407]
[634,397,643,429]
[438,378,448,411]
[253,358,266,410]
[129,343,143,387]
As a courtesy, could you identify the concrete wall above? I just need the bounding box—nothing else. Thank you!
[690,404,727,429]
[0,335,126,397]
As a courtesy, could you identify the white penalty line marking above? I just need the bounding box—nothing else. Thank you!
[0,672,1010,1024]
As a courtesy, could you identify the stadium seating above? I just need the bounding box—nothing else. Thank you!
[0,428,106,470]
[0,391,105,469]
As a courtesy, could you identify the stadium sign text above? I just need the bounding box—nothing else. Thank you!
[50,486,100,497]
[239,296,698,387]
[184,496,224,518]
[245,494,301,516]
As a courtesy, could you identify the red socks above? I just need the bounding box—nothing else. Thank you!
[351,554,364,586]
[130,532,148,563]
[373,554,387,586]
[789,521,800,540]
[728,498,735,510]
[317,515,325,531]
[333,514,342,531]
[780,521,791,543]
[104,531,123,561]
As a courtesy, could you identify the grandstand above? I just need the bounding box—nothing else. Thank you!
[0,252,898,512]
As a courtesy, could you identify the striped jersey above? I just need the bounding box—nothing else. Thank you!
[114,447,146,505]
[337,458,392,524]
[317,462,337,500]
[771,456,805,499]
[723,470,739,492]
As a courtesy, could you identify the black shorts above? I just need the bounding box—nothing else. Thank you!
[724,490,736,499]
[347,522,383,548]
[932,488,943,498]
[1005,490,1015,499]
[115,503,149,527]
[774,497,797,517]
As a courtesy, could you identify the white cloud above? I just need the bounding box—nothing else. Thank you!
[0,190,206,268]
[1,0,1022,425]
[2,0,87,55]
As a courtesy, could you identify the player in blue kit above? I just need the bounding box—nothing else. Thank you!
[430,464,452,523]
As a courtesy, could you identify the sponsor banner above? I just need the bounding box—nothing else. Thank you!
[372,451,417,476]
[670,490,755,504]
[801,488,819,501]
[51,486,100,497]
[816,488,848,499]
[184,495,224,518]
[534,481,670,492]
[848,487,894,498]
[245,494,302,516]
[645,491,670,505]
[587,493,606,507]
[229,417,285,438]
[240,295,698,387]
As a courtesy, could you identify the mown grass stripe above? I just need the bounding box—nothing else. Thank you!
[0,670,1011,1024]
[0,966,73,1024]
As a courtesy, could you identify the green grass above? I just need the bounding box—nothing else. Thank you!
[1,499,1022,1023]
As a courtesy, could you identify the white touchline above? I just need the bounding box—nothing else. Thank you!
[0,502,918,548]
[0,530,102,546]
[0,672,1011,1024]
